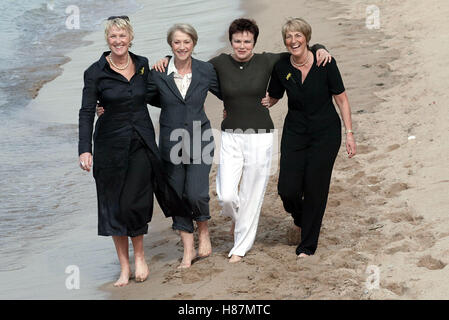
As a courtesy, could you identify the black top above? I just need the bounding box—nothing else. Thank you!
[78,51,159,157]
[209,52,283,133]
[268,52,345,135]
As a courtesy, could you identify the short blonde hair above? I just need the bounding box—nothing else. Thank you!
[166,23,198,46]
[104,17,134,48]
[281,18,312,45]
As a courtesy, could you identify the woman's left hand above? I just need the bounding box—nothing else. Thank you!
[316,48,332,67]
[346,133,357,158]
[261,92,279,108]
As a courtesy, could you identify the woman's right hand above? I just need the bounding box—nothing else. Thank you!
[96,104,105,117]
[151,57,169,72]
[79,152,93,172]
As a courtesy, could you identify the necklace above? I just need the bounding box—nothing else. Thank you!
[290,51,310,68]
[108,53,130,70]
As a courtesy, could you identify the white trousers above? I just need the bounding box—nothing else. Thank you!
[216,131,273,257]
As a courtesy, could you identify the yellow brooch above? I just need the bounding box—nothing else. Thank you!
[139,67,145,75]
[286,73,292,80]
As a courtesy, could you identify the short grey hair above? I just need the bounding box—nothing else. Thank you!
[166,23,198,46]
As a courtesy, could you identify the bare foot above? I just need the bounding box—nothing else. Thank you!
[178,248,198,269]
[297,253,309,258]
[135,257,149,282]
[113,267,132,287]
[229,254,243,263]
[197,223,212,258]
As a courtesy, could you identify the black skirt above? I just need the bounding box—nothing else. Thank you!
[96,130,153,237]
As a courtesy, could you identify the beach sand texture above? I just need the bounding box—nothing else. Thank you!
[30,0,449,299]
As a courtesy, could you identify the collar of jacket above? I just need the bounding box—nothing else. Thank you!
[164,56,201,102]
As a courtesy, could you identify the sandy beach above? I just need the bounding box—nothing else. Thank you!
[26,0,449,299]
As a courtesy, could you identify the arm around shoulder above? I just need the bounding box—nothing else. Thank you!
[146,69,161,108]
[207,62,222,100]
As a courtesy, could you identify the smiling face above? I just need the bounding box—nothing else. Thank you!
[171,30,194,62]
[284,30,308,58]
[107,26,131,57]
[231,31,255,62]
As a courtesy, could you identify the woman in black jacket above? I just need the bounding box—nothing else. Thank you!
[78,16,187,287]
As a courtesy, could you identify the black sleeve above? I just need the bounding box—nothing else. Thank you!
[327,58,345,95]
[268,64,285,100]
[146,69,161,108]
[208,64,222,100]
[310,43,327,52]
[78,68,98,155]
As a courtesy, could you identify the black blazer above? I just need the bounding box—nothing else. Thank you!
[148,57,221,162]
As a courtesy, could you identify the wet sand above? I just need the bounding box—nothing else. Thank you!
[98,0,449,299]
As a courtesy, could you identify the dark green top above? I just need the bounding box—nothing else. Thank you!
[209,45,325,133]
[209,52,281,133]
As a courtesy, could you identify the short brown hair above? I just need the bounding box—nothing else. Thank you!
[228,18,259,44]
[282,18,312,45]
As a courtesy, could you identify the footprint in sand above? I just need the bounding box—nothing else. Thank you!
[150,253,166,263]
[388,211,423,224]
[327,199,341,208]
[417,255,447,270]
[384,182,409,198]
[330,185,344,194]
[347,171,366,184]
[172,292,195,299]
[357,145,377,155]
[367,175,383,185]
[411,231,436,249]
[386,144,400,152]
[149,239,169,249]
[384,242,412,255]
[384,282,408,296]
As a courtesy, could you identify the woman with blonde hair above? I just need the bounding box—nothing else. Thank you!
[79,16,188,286]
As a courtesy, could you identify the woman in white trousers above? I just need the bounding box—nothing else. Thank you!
[217,131,274,260]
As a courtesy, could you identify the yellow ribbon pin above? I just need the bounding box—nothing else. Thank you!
[286,73,291,80]
[139,67,145,75]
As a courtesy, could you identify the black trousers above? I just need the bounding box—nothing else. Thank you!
[162,160,212,233]
[278,121,341,255]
